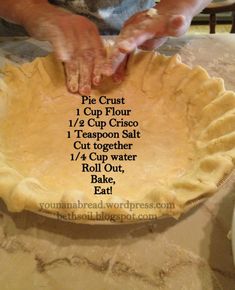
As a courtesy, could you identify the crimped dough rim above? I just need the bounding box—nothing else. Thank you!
[0,51,235,224]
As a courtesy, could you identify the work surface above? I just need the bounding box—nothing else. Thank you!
[0,35,235,290]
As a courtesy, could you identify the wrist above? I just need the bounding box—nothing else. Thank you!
[0,0,49,25]
[16,1,56,27]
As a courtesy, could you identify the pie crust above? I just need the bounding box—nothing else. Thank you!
[0,51,235,224]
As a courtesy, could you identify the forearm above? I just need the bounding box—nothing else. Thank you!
[156,0,212,18]
[0,0,52,25]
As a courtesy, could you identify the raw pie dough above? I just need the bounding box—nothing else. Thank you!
[0,51,235,223]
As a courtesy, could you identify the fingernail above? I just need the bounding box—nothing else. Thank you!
[67,74,79,93]
[93,75,101,86]
[68,83,79,93]
[80,85,91,95]
[102,66,113,77]
[113,74,123,84]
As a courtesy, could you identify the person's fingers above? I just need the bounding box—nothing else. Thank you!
[93,49,105,86]
[28,12,107,94]
[91,34,106,86]
[51,27,80,93]
[78,50,94,95]
[118,14,188,53]
[73,26,103,94]
[103,28,155,76]
[117,31,155,53]
[93,57,103,86]
[123,11,146,27]
[102,46,127,76]
[112,55,129,83]
[138,36,168,50]
[106,14,188,75]
[103,18,167,75]
[64,60,79,93]
[77,23,106,87]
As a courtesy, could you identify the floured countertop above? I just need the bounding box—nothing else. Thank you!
[0,34,235,290]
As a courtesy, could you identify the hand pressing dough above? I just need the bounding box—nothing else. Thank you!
[0,51,235,224]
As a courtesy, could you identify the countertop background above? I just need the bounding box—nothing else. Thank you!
[0,35,235,290]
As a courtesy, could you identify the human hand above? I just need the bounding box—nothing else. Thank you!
[22,4,105,94]
[103,9,191,82]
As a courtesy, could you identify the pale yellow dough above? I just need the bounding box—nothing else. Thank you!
[0,51,235,223]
